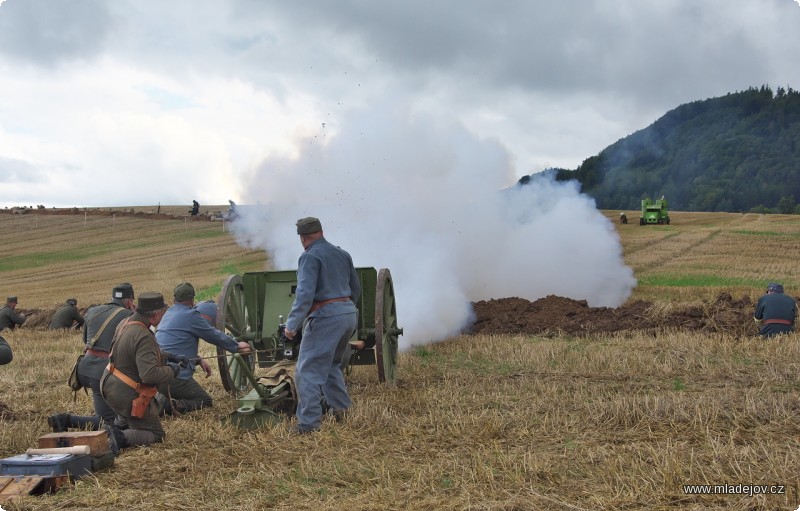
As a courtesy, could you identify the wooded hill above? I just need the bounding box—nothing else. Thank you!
[548,86,800,213]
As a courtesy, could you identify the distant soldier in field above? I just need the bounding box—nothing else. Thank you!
[155,284,250,414]
[190,200,200,216]
[227,199,238,220]
[0,297,26,332]
[48,298,85,330]
[754,283,797,338]
[0,335,12,365]
[48,284,136,433]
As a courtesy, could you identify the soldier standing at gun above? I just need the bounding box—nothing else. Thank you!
[284,217,361,434]
[0,296,27,332]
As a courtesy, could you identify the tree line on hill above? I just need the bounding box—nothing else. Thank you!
[544,85,800,213]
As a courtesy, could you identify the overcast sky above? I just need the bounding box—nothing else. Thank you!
[1,0,799,209]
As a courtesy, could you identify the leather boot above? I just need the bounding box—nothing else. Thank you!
[47,413,71,433]
[104,425,128,456]
[70,415,101,430]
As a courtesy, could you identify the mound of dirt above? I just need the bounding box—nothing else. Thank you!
[469,293,764,337]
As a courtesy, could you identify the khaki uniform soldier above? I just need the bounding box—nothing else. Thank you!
[100,292,180,453]
[48,298,85,330]
[0,297,26,332]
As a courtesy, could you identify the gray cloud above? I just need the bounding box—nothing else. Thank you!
[0,0,798,209]
[0,156,45,183]
[0,0,112,66]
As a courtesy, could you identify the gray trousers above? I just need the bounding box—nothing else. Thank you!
[83,375,118,426]
[158,377,213,413]
[114,398,165,446]
[295,312,357,430]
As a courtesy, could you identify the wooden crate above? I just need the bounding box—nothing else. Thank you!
[38,431,109,457]
[0,475,69,503]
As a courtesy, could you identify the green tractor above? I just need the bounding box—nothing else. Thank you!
[639,197,670,225]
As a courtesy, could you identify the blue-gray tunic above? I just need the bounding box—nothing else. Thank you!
[754,292,797,337]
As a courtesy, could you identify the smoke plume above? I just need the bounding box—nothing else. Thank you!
[231,101,636,349]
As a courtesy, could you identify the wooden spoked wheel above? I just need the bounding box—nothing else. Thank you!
[374,268,401,384]
[216,275,255,395]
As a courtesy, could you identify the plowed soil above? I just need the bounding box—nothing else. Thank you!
[468,293,786,338]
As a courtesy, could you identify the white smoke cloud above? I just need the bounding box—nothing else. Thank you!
[231,99,636,349]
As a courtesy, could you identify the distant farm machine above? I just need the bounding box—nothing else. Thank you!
[639,197,670,225]
[213,267,402,429]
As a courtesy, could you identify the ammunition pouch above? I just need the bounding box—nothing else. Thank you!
[106,363,158,419]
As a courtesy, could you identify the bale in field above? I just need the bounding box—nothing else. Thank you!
[47,298,85,330]
[154,283,250,415]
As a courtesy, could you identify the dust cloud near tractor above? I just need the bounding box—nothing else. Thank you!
[213,267,402,429]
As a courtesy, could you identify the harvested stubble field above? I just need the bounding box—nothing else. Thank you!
[1,208,800,510]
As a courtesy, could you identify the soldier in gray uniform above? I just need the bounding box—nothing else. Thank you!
[48,298,85,330]
[754,283,797,337]
[48,284,136,432]
[0,335,12,365]
[284,217,360,434]
[0,296,26,332]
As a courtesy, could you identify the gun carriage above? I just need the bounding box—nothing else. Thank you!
[213,267,402,428]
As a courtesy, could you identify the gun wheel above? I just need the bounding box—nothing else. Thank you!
[216,274,255,395]
[375,268,400,385]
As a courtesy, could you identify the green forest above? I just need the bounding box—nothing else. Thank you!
[548,86,800,213]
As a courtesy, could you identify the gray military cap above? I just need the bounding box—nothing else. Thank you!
[173,282,195,302]
[767,283,784,293]
[296,217,322,235]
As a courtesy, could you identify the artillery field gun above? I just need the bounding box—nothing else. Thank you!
[213,268,402,428]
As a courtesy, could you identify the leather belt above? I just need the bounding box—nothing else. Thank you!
[106,363,157,396]
[310,296,350,313]
[86,348,110,358]
[763,318,793,326]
